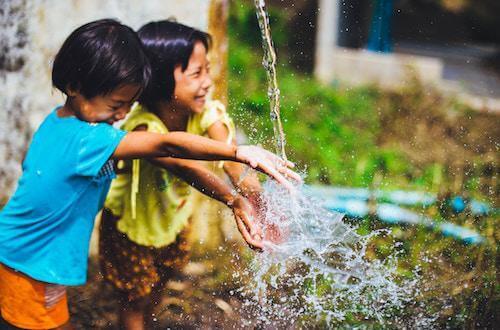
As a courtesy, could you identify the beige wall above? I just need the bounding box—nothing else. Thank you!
[26,0,211,127]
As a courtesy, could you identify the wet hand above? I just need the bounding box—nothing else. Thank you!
[235,146,302,191]
[230,195,264,250]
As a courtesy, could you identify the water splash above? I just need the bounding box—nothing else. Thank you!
[253,0,287,160]
[236,180,435,327]
[245,4,434,325]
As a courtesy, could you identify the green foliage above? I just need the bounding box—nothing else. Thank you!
[230,29,391,186]
[228,1,498,200]
[229,1,291,53]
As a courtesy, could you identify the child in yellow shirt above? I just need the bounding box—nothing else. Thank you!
[99,20,273,329]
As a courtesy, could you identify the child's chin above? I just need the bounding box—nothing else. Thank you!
[191,104,205,113]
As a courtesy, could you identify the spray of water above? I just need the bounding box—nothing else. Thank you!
[235,180,435,327]
[242,2,436,326]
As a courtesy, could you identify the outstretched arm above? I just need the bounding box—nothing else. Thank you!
[207,121,262,198]
[112,131,300,190]
[113,131,236,160]
[149,156,264,249]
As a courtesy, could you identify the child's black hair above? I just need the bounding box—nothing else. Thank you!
[52,19,151,99]
[137,20,211,107]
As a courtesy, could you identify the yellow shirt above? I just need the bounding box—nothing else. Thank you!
[104,100,235,248]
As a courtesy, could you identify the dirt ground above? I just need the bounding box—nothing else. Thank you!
[69,258,254,330]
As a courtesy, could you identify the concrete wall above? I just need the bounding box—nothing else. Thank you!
[315,0,442,88]
[316,47,443,88]
[25,0,212,128]
[314,0,500,112]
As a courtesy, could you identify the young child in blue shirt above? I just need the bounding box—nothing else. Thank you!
[0,19,298,330]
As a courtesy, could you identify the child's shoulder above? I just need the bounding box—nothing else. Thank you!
[203,99,226,115]
[199,99,228,123]
[38,107,116,137]
[192,99,234,136]
[122,103,167,133]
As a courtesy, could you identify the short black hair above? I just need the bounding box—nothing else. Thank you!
[137,20,211,107]
[52,19,151,99]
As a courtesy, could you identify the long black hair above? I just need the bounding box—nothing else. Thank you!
[52,19,151,99]
[137,20,211,107]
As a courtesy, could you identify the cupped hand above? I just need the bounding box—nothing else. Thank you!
[231,195,264,250]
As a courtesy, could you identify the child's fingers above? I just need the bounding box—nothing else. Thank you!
[237,146,300,190]
[235,216,264,250]
[263,149,295,168]
[277,165,303,182]
[284,159,295,168]
[254,161,295,191]
[239,210,262,238]
[260,150,301,182]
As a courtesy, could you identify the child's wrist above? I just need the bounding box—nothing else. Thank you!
[232,145,239,162]
[225,189,240,207]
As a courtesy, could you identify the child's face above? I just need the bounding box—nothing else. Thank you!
[172,41,212,114]
[69,84,140,124]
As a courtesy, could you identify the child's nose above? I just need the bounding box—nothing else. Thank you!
[202,75,212,90]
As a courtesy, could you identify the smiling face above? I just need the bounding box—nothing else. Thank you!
[171,41,212,114]
[65,84,140,124]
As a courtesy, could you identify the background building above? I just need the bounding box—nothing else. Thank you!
[315,0,500,111]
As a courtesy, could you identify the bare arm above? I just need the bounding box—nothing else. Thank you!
[115,125,238,204]
[112,131,236,161]
[207,121,262,197]
[150,157,234,206]
[149,156,263,249]
[112,130,300,190]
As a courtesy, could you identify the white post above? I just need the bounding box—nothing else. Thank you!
[315,0,340,83]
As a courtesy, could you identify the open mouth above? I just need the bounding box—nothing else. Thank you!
[194,95,206,103]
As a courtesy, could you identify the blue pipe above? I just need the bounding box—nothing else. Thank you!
[308,186,492,215]
[306,186,486,244]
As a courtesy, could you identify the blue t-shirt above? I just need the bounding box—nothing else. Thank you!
[0,107,127,285]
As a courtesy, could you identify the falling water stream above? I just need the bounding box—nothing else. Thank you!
[253,0,287,160]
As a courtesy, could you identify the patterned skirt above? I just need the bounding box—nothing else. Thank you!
[98,209,191,301]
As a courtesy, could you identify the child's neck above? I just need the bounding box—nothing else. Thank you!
[58,99,77,118]
[153,101,190,132]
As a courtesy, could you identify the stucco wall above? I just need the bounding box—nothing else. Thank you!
[25,0,211,127]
